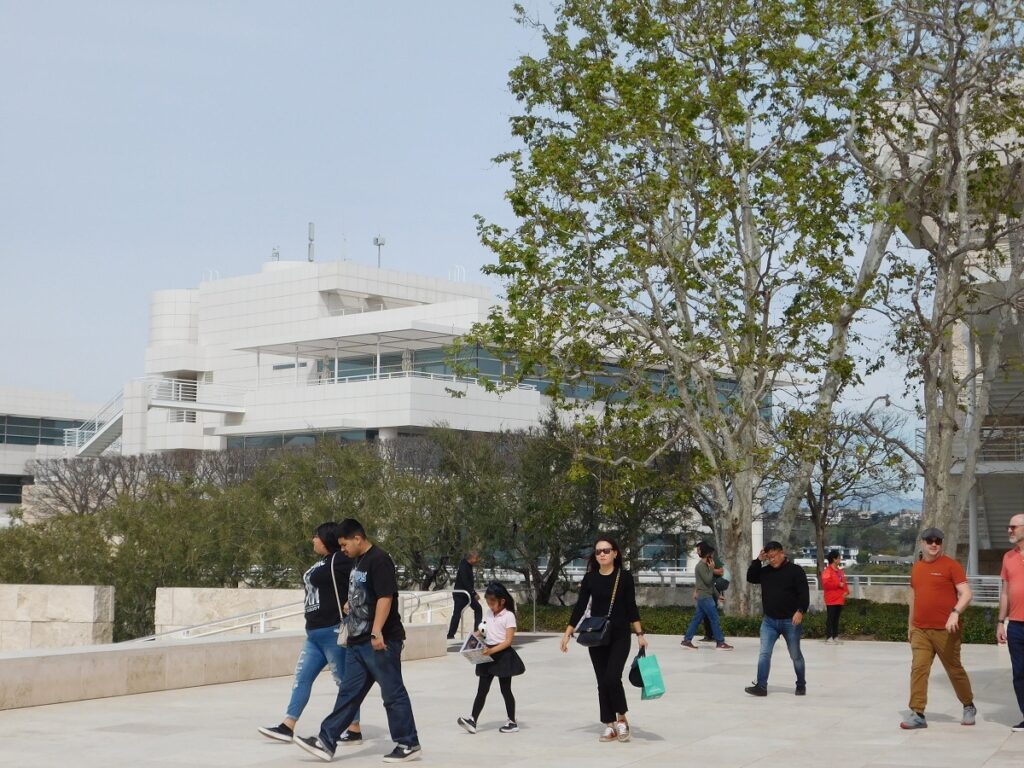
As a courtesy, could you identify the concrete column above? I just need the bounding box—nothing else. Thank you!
[378,427,398,441]
[751,517,764,559]
[120,380,149,455]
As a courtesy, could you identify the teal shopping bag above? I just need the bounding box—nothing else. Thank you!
[638,653,665,700]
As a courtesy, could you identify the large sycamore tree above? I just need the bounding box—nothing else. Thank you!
[468,0,887,613]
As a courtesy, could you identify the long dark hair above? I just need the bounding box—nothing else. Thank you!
[586,534,624,573]
[484,581,516,615]
[827,549,841,565]
[314,521,341,554]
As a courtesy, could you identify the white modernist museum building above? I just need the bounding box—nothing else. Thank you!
[63,259,551,457]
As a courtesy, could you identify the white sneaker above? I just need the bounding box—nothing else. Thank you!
[498,720,519,733]
[615,721,631,742]
[599,726,616,742]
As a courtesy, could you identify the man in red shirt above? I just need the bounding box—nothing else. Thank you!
[996,513,1024,732]
[901,527,976,730]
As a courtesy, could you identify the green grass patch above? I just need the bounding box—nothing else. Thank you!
[520,598,998,644]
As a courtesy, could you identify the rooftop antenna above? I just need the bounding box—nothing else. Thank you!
[373,235,386,268]
[308,222,315,262]
[271,246,280,262]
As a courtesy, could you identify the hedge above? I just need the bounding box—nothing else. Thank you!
[521,598,999,644]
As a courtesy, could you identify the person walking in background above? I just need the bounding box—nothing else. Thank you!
[258,522,362,745]
[700,548,727,642]
[680,542,733,650]
[294,518,421,763]
[561,536,648,743]
[997,513,1024,732]
[457,582,526,735]
[821,549,850,644]
[901,527,976,730]
[745,541,809,697]
[448,551,482,640]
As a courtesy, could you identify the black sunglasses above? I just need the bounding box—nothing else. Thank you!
[923,537,943,545]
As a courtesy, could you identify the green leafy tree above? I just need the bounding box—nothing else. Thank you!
[467,0,887,613]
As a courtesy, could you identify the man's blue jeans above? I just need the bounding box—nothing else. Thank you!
[319,640,418,752]
[1008,620,1024,716]
[685,597,724,643]
[287,625,360,723]
[756,616,805,688]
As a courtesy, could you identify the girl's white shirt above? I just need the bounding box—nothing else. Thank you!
[478,607,516,646]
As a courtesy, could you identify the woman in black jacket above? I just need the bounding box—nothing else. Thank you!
[560,535,647,742]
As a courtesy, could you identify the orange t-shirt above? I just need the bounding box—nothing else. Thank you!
[911,555,967,629]
[1000,547,1024,621]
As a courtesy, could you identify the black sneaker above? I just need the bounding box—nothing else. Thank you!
[338,730,363,745]
[257,723,294,742]
[745,683,768,697]
[499,720,519,733]
[383,743,422,762]
[457,716,477,734]
[1012,721,1024,732]
[795,684,806,696]
[293,735,334,762]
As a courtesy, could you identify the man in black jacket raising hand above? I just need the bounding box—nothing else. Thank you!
[745,541,810,697]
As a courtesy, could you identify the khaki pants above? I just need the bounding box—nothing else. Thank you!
[908,627,974,713]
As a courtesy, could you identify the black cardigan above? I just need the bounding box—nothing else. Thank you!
[569,568,641,630]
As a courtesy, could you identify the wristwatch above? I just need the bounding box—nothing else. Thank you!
[950,608,959,615]
[371,633,379,640]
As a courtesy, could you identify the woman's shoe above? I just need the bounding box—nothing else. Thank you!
[599,726,616,742]
[615,721,631,742]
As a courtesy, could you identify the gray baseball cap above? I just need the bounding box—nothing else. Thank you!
[920,527,944,541]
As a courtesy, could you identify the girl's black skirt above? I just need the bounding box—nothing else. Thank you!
[476,646,525,678]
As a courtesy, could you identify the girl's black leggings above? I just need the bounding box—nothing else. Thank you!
[472,675,515,721]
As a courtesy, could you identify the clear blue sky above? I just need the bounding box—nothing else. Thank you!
[1,1,545,402]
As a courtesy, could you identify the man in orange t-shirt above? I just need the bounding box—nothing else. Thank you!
[996,513,1024,732]
[900,527,976,730]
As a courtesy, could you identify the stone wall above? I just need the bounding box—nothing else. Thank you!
[0,585,114,651]
[154,587,304,635]
[0,623,447,711]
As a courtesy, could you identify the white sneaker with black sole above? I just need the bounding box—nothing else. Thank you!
[382,744,422,762]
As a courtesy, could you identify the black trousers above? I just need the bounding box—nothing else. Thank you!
[826,605,843,639]
[471,675,515,721]
[448,593,482,638]
[587,628,631,723]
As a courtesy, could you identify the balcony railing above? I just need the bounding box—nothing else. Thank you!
[915,425,1024,462]
[305,368,537,391]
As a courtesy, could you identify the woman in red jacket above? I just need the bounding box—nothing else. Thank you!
[821,550,850,644]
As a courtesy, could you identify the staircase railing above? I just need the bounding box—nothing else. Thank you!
[63,390,124,449]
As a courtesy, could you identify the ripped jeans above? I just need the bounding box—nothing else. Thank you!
[286,624,360,723]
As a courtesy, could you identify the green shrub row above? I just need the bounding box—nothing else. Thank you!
[521,598,999,644]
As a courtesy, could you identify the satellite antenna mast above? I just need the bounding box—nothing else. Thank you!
[373,235,386,268]
[308,222,315,262]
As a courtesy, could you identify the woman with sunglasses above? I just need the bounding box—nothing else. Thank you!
[560,536,647,743]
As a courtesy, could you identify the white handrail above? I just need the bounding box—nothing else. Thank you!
[64,389,124,448]
[305,368,536,391]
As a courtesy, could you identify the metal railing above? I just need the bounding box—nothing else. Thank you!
[976,426,1024,462]
[846,573,1002,605]
[306,368,537,391]
[128,591,439,643]
[147,377,250,408]
[64,390,124,448]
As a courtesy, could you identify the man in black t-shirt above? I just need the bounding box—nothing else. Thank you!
[447,551,482,639]
[294,519,421,763]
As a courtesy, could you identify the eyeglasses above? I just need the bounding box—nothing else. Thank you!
[1009,525,1022,531]
[923,537,943,545]
[594,547,614,556]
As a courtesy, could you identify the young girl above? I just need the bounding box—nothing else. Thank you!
[457,582,526,734]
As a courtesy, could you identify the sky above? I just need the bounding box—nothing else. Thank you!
[1,1,546,403]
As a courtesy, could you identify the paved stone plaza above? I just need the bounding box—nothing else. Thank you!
[1,633,1022,768]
